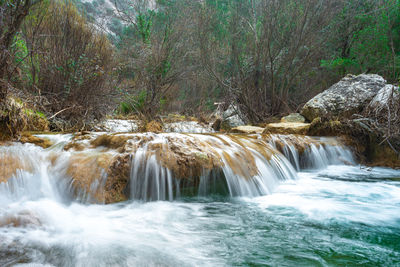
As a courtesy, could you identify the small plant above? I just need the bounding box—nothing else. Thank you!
[117,90,147,115]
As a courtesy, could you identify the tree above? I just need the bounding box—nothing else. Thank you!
[322,0,400,82]
[199,0,338,122]
[114,0,198,119]
[22,0,115,127]
[0,0,41,101]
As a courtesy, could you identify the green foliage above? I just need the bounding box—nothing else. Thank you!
[25,108,46,118]
[321,58,357,75]
[117,90,147,115]
[159,96,167,111]
[322,0,400,82]
[6,0,400,122]
[136,10,154,44]
[12,34,28,65]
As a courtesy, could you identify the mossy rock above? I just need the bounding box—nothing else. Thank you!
[25,109,49,132]
[20,133,54,149]
[0,98,28,141]
[144,121,163,133]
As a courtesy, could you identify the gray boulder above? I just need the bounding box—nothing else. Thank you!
[368,84,399,109]
[301,74,386,121]
[222,104,246,128]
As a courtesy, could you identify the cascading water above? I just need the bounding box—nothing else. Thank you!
[129,134,301,201]
[0,132,399,266]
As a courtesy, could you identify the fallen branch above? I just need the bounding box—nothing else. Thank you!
[48,106,76,120]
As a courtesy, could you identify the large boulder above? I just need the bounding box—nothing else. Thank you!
[222,104,246,129]
[301,74,386,121]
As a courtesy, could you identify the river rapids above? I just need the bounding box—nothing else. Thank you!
[0,132,399,266]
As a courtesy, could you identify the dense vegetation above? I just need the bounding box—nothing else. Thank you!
[1,0,399,127]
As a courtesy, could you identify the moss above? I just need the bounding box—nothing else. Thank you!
[144,120,163,133]
[367,138,400,168]
[220,120,232,131]
[307,117,400,168]
[0,98,28,141]
[307,117,343,136]
[24,111,49,132]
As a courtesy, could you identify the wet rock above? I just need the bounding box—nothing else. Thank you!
[231,125,264,134]
[306,117,400,168]
[20,133,53,149]
[301,74,386,121]
[0,153,33,183]
[368,140,400,168]
[281,113,305,123]
[66,153,115,203]
[0,211,41,228]
[263,122,310,135]
[64,141,86,151]
[307,117,343,136]
[146,136,223,179]
[90,134,131,150]
[104,154,131,203]
[211,118,222,131]
[144,121,163,133]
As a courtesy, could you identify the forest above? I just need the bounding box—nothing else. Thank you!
[1,0,399,129]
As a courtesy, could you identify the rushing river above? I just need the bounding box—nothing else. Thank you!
[0,134,399,266]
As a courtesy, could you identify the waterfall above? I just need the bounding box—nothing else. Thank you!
[0,133,355,203]
[129,134,353,201]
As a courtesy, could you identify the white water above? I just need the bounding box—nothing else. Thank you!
[0,133,355,203]
[1,133,399,266]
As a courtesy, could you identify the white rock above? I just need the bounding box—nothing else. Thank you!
[99,119,139,132]
[301,74,386,121]
[222,104,246,128]
[368,84,399,108]
[163,121,214,133]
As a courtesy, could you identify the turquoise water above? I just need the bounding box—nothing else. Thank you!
[1,165,399,266]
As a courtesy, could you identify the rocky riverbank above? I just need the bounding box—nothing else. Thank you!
[1,74,399,191]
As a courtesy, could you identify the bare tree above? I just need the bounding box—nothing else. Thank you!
[199,0,339,122]
[115,0,197,119]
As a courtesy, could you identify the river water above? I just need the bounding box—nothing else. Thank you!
[0,134,399,266]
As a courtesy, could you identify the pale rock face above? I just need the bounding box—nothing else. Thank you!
[301,74,386,121]
[263,122,310,135]
[163,121,214,133]
[231,125,264,134]
[281,113,306,123]
[222,105,246,128]
[98,119,139,132]
[368,84,399,109]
